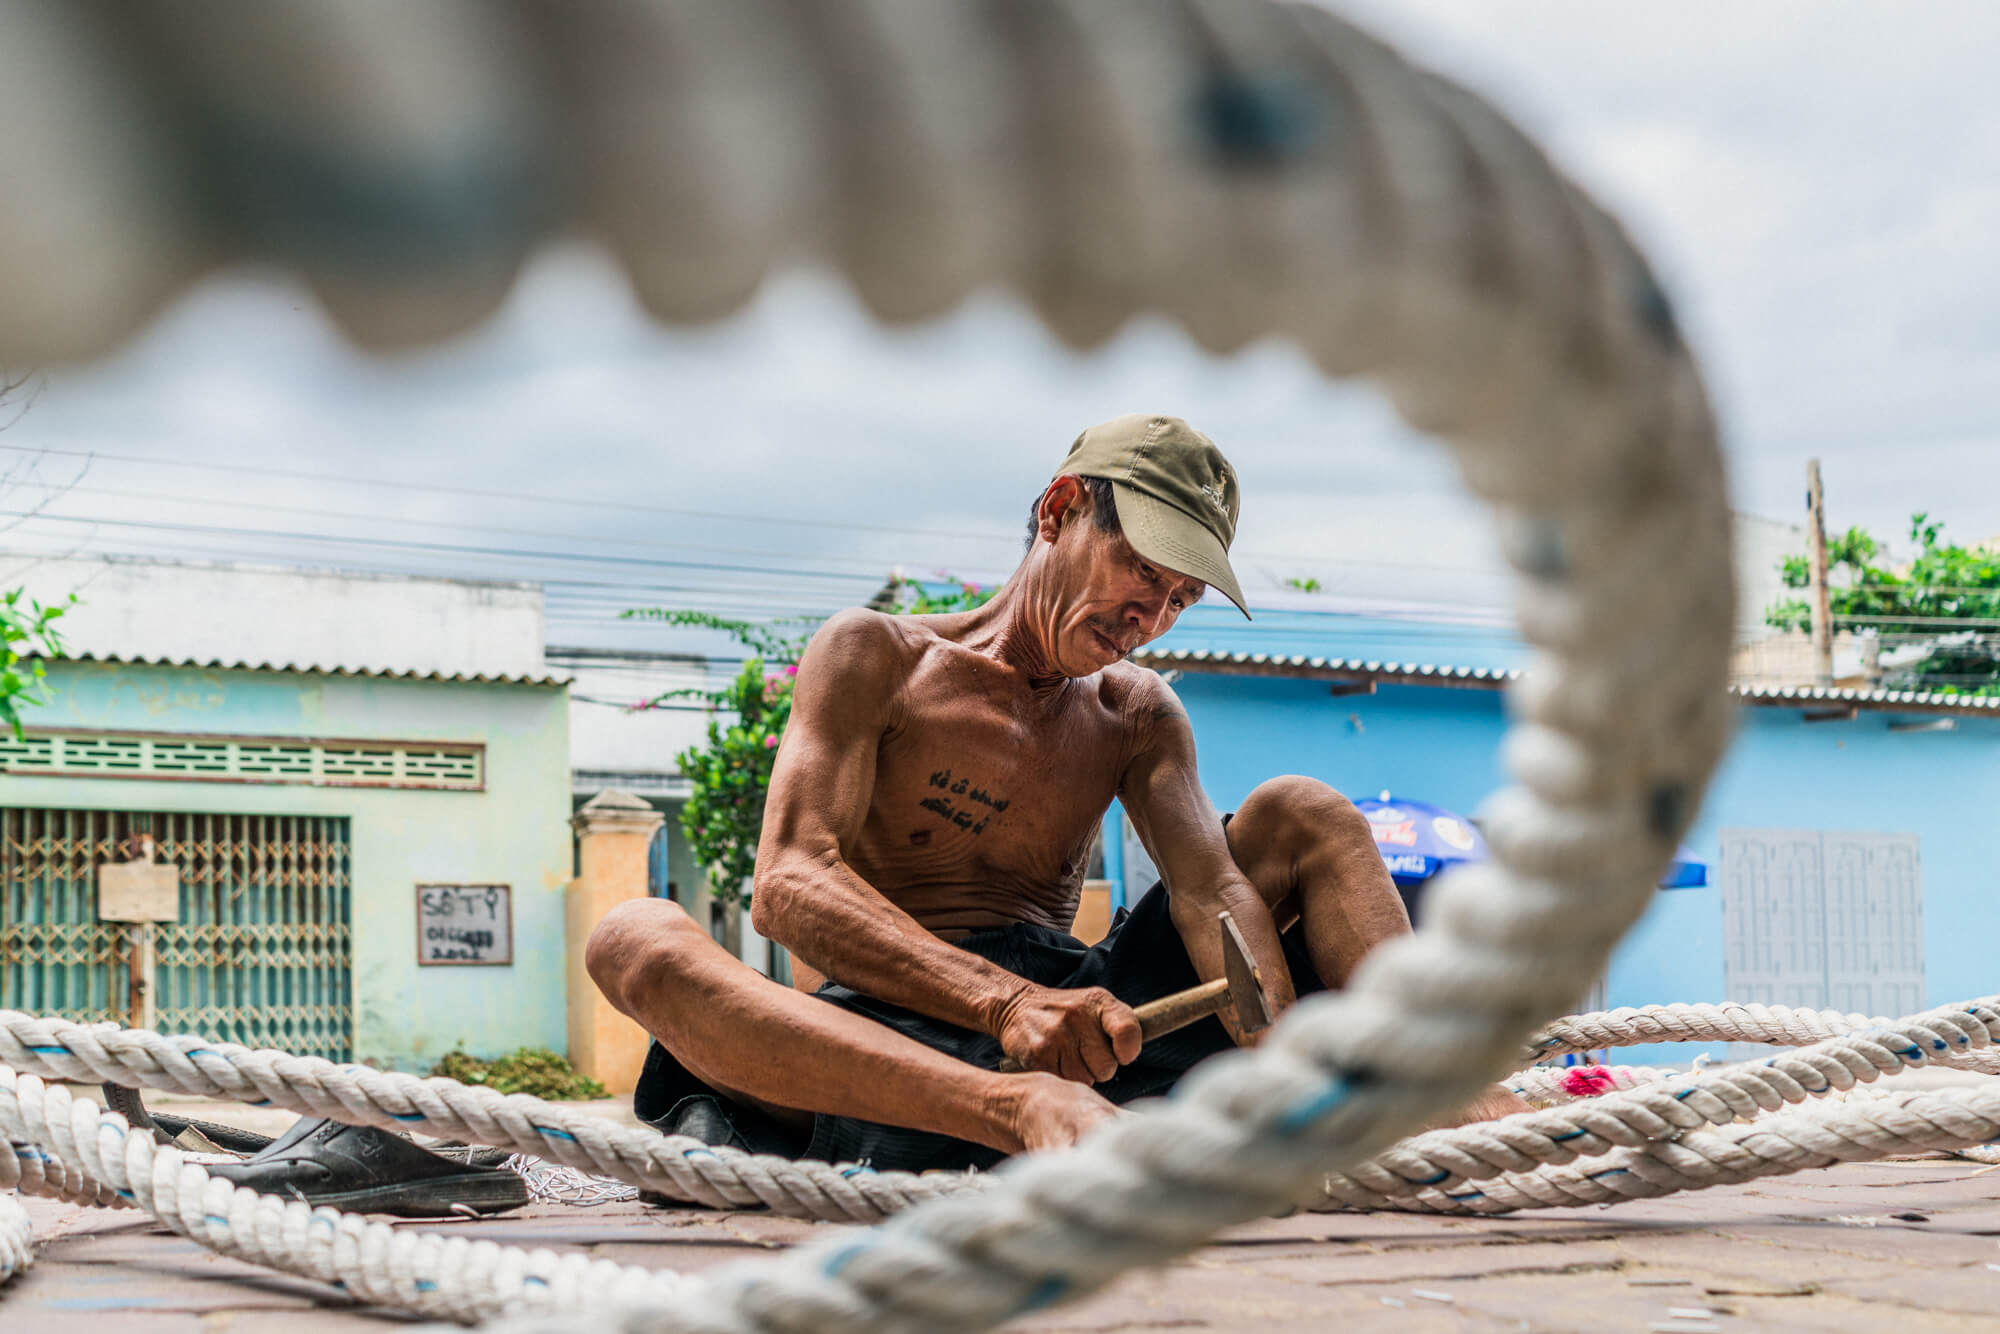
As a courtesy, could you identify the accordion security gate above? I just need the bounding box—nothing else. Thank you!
[0,808,353,1061]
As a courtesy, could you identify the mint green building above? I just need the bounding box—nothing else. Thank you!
[1,652,572,1073]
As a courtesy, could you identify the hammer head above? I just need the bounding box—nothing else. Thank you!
[1216,911,1274,1036]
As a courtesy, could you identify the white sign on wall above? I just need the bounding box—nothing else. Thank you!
[416,884,513,966]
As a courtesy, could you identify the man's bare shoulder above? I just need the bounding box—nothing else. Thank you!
[801,607,927,683]
[1097,659,1188,733]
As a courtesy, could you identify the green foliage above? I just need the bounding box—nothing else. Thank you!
[619,607,815,661]
[880,572,1000,615]
[672,650,796,907]
[1765,512,2000,695]
[630,575,997,905]
[428,1046,607,1100]
[1283,576,1323,594]
[1,588,72,740]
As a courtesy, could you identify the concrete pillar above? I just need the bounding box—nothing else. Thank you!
[565,789,663,1094]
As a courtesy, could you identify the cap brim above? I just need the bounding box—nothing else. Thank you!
[1109,483,1252,620]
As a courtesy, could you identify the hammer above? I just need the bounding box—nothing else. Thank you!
[998,911,1272,1073]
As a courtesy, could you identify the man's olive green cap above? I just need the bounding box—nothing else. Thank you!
[1055,414,1251,619]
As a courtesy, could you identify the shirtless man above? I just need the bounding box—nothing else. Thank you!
[588,414,1527,1172]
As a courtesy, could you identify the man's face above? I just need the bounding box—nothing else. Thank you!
[1043,509,1206,676]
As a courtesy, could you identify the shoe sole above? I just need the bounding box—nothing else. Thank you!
[294,1172,531,1218]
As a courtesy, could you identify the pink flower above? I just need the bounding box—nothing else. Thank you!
[784,663,798,677]
[763,735,779,748]
[963,582,981,594]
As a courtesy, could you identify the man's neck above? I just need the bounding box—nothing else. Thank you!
[940,566,1078,693]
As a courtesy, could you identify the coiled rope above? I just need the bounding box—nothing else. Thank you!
[10,999,2000,1316]
[2,1,1740,1330]
[1318,998,2000,1213]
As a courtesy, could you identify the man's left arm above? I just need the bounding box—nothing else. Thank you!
[1118,682,1296,1037]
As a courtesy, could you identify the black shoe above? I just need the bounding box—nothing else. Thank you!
[102,1083,512,1166]
[662,1094,753,1152]
[205,1115,530,1217]
[101,1082,277,1156]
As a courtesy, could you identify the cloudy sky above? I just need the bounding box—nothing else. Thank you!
[4,1,1995,654]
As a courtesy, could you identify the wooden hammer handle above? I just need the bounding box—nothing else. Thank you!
[1132,977,1230,1041]
[995,977,1230,1073]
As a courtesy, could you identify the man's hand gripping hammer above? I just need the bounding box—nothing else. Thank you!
[998,910,1273,1073]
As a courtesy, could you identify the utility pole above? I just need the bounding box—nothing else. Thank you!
[1806,459,1834,686]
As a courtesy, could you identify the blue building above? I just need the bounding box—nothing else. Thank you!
[1104,603,1999,1060]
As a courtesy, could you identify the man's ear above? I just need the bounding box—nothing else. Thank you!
[1036,475,1087,545]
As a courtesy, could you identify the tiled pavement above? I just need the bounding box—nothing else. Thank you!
[9,1106,2000,1332]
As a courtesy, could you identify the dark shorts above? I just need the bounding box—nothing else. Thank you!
[632,876,1325,1174]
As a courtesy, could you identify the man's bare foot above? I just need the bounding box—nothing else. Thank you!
[1004,1072,1124,1153]
[1430,1084,1535,1130]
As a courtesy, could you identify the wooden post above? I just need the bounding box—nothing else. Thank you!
[1806,459,1834,686]
[126,924,151,1030]
[565,790,664,1094]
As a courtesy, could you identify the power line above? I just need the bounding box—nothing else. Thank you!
[0,442,1026,547]
[8,520,1535,632]
[0,442,1519,574]
[0,509,887,585]
[10,481,962,575]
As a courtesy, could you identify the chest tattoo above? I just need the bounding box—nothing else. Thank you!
[918,766,1012,835]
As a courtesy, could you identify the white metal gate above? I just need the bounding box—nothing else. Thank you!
[1721,827,1924,1018]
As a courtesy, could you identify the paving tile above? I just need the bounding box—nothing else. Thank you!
[1204,1238,1629,1288]
[1012,1264,1471,1334]
[1822,1263,2000,1319]
[1599,1228,1913,1286]
[0,1308,207,1334]
[584,1241,790,1272]
[14,1159,2000,1332]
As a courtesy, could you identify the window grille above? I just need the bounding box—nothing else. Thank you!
[0,731,483,790]
[1,807,353,1058]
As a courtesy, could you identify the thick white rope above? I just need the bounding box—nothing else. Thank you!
[1318,998,2000,1213]
[1528,1001,1906,1058]
[0,1070,698,1321]
[1354,1082,2000,1215]
[1504,1062,1664,1105]
[0,1195,28,1287]
[1,2,1736,1330]
[1505,1000,2000,1102]
[0,1015,975,1222]
[10,998,2000,1316]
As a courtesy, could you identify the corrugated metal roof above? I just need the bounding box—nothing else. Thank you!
[1731,682,2000,714]
[39,652,571,688]
[1132,649,2000,717]
[1132,649,1519,687]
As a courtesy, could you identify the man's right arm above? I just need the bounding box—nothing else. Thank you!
[750,611,1138,1084]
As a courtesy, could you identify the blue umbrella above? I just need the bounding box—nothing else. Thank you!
[1661,846,1708,889]
[1361,793,1707,907]
[1355,792,1489,891]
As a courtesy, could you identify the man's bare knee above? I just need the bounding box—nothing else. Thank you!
[1231,775,1368,873]
[585,897,704,1013]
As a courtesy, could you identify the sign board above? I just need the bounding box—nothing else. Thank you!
[99,861,181,922]
[416,884,513,966]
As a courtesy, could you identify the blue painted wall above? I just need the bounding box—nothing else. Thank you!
[1153,604,1529,671]
[10,660,573,1072]
[1157,669,2000,1060]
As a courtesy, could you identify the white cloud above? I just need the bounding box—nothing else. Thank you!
[6,0,1999,644]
